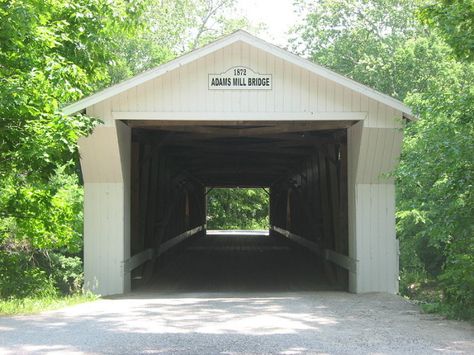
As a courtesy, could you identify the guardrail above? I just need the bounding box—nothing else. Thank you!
[123,225,204,273]
[271,225,356,273]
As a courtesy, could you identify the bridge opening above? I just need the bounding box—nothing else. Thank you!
[206,187,270,234]
[128,120,350,292]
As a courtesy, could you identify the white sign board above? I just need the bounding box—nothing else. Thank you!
[208,66,272,90]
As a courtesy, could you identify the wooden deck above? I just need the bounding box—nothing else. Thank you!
[134,233,340,293]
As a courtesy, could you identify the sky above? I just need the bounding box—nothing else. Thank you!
[235,0,300,47]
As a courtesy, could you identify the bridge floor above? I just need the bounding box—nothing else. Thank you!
[135,233,337,293]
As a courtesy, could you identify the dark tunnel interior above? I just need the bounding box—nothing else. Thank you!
[127,120,350,292]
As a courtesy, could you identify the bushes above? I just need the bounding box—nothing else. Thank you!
[48,253,83,295]
[0,247,84,300]
[0,167,85,300]
[0,250,56,299]
[0,0,146,304]
[438,239,474,319]
[0,248,84,300]
[396,63,474,319]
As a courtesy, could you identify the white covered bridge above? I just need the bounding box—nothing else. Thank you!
[64,31,413,296]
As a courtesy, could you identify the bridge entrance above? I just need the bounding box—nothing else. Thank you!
[68,31,409,296]
[128,121,349,292]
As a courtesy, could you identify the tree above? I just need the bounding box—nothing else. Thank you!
[207,188,269,230]
[292,0,473,318]
[0,0,147,298]
[108,0,260,83]
[418,0,474,61]
[0,0,257,299]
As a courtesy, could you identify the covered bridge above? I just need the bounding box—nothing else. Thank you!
[63,31,413,296]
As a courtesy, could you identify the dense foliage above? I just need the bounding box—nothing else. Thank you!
[0,0,253,301]
[292,0,473,319]
[0,0,135,298]
[1,0,472,321]
[418,0,474,61]
[207,188,269,230]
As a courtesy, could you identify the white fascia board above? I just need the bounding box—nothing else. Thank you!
[62,30,413,119]
[112,111,367,121]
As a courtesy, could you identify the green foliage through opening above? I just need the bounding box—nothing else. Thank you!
[206,188,269,230]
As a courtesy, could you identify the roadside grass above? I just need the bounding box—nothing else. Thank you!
[421,302,474,322]
[0,292,98,316]
[401,279,474,322]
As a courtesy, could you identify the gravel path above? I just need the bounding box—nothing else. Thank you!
[0,291,473,354]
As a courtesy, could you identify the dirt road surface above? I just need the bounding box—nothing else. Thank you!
[1,291,473,354]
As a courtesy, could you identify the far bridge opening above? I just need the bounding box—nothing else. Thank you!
[129,121,350,293]
[206,187,270,236]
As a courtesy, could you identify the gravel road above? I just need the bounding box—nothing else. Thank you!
[0,291,473,354]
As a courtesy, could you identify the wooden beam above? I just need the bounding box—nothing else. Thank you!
[130,142,141,255]
[271,226,356,273]
[115,111,367,121]
[131,122,353,136]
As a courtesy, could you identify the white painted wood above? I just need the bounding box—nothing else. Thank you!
[80,120,131,296]
[347,121,363,292]
[86,41,404,129]
[112,111,367,121]
[62,31,413,118]
[353,184,398,293]
[347,122,402,294]
[355,127,404,184]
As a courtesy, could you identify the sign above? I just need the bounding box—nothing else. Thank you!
[208,66,272,90]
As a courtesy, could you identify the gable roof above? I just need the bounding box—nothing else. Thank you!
[62,30,414,119]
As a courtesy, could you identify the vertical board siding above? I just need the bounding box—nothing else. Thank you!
[348,122,401,294]
[98,41,402,127]
[355,127,403,184]
[80,121,132,296]
[274,57,284,112]
[79,126,122,183]
[347,121,363,292]
[84,182,126,295]
[354,184,397,293]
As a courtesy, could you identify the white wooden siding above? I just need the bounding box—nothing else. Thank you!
[347,121,363,292]
[84,182,126,295]
[356,127,404,184]
[354,184,398,293]
[89,42,403,129]
[78,126,122,182]
[348,121,400,293]
[81,121,131,295]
